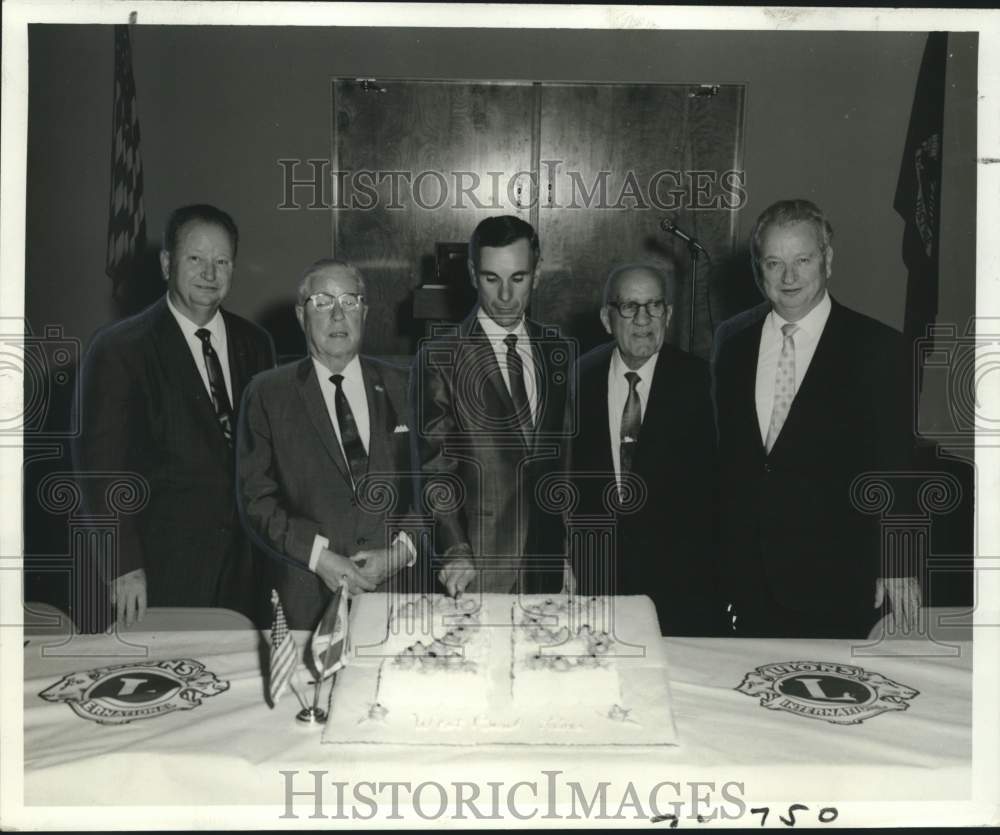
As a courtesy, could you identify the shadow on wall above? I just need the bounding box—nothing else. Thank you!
[112,244,166,320]
[258,302,306,366]
[710,244,764,328]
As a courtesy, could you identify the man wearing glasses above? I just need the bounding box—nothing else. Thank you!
[566,263,724,635]
[238,259,421,629]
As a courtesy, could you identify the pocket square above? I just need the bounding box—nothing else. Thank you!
[393,424,409,433]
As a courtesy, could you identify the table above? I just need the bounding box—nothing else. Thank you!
[20,604,974,824]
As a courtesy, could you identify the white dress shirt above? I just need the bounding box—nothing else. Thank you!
[607,348,659,486]
[755,291,832,443]
[166,294,233,404]
[476,310,538,426]
[307,354,414,572]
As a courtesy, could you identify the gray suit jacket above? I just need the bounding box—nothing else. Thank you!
[411,310,571,594]
[237,355,422,629]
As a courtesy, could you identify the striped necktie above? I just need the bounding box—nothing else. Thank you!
[330,374,368,487]
[765,323,799,453]
[195,328,233,446]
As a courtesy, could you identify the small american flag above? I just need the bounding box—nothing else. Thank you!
[105,24,147,296]
[268,589,298,706]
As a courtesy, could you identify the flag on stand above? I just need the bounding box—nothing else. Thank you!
[268,589,298,706]
[310,580,351,680]
[895,32,948,368]
[106,24,147,298]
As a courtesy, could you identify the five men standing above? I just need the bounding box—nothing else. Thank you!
[76,202,920,638]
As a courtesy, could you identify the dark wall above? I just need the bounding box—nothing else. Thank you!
[26,26,976,363]
[23,26,977,616]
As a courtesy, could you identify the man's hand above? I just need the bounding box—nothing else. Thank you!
[111,568,147,629]
[315,548,376,596]
[438,557,476,598]
[354,538,412,588]
[353,548,392,588]
[874,576,922,632]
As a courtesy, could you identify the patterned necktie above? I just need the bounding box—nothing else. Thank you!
[330,374,368,487]
[619,371,642,478]
[195,328,233,446]
[503,333,533,441]
[765,323,800,453]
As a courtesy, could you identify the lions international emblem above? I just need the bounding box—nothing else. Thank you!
[736,660,918,725]
[39,659,229,725]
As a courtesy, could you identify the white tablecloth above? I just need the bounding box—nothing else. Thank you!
[22,607,973,821]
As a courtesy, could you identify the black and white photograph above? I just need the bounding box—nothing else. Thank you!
[1,1,997,828]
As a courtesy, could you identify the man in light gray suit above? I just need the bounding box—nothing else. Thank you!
[412,216,571,597]
[238,259,422,629]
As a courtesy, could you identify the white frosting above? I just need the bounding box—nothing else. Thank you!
[326,593,678,746]
[374,595,631,720]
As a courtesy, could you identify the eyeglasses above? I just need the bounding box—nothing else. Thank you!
[304,292,365,312]
[607,299,667,319]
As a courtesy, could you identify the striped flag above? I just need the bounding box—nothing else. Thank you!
[895,31,947,376]
[268,589,298,706]
[106,24,147,297]
[310,580,350,680]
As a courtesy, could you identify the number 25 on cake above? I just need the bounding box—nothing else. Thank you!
[323,594,679,746]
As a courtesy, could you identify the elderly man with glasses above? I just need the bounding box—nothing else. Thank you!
[237,258,422,629]
[565,262,725,636]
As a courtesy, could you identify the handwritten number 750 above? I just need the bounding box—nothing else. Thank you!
[750,805,838,826]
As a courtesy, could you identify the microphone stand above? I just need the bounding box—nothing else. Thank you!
[687,241,703,354]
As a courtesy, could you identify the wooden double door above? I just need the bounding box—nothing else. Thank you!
[333,79,746,358]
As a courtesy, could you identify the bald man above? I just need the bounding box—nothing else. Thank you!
[566,263,724,635]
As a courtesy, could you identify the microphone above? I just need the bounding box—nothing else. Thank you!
[659,218,709,255]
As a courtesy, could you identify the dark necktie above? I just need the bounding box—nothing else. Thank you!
[503,333,533,442]
[619,371,642,478]
[330,374,368,487]
[195,328,233,446]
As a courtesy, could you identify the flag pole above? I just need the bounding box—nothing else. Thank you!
[295,580,348,725]
[296,661,330,724]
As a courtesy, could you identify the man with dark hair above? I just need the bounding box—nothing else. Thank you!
[568,262,724,635]
[712,198,919,638]
[412,215,571,596]
[75,204,275,627]
[238,259,422,629]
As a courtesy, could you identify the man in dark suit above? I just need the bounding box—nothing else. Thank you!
[75,204,276,628]
[238,259,421,629]
[712,199,919,638]
[412,216,571,596]
[568,263,724,635]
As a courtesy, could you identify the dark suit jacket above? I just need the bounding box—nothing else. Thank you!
[411,310,571,594]
[568,342,723,635]
[74,296,276,619]
[238,355,421,629]
[712,298,914,630]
